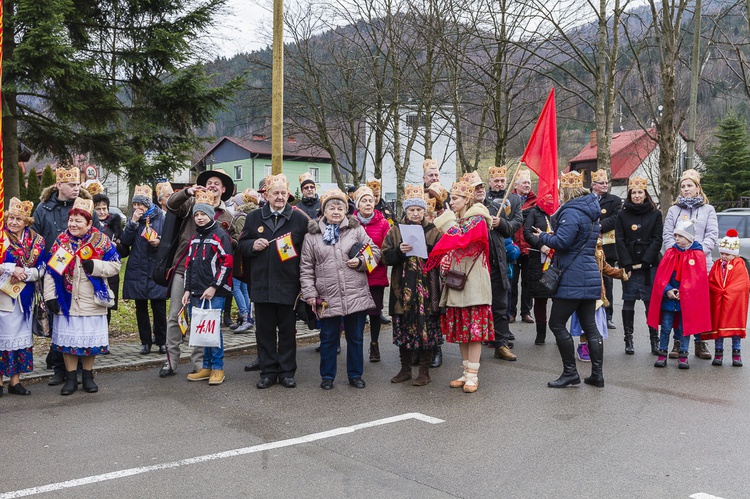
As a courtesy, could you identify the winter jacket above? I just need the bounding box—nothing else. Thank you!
[374,199,395,225]
[662,203,718,269]
[355,209,390,287]
[184,220,233,297]
[238,202,309,305]
[512,189,537,255]
[228,201,259,279]
[597,191,622,261]
[381,219,442,316]
[483,194,521,291]
[32,186,101,252]
[121,207,169,300]
[523,205,555,299]
[538,194,601,300]
[485,190,524,235]
[297,195,321,219]
[433,204,493,308]
[615,201,663,271]
[166,188,235,276]
[300,215,378,318]
[44,257,121,316]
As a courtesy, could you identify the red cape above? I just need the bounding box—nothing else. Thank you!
[702,258,749,340]
[647,247,712,336]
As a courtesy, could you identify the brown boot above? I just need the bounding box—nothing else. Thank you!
[391,346,413,383]
[695,341,712,360]
[413,349,431,386]
[369,342,380,362]
[668,340,680,359]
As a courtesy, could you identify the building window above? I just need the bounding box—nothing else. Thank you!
[265,165,272,177]
[234,165,243,181]
[309,167,319,182]
[406,113,426,129]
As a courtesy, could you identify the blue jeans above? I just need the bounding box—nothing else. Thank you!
[715,336,742,351]
[659,310,690,352]
[319,312,366,381]
[192,296,225,370]
[232,280,250,318]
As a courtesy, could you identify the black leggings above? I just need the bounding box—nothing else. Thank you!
[549,298,600,344]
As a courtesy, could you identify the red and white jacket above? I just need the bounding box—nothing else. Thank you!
[184,220,233,297]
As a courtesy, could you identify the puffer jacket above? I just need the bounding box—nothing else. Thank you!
[354,209,390,287]
[121,207,168,300]
[433,204,493,308]
[297,195,321,219]
[538,194,601,300]
[300,215,378,318]
[44,257,121,316]
[32,186,101,252]
[523,205,555,299]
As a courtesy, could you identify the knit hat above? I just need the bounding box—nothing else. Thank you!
[718,229,740,255]
[193,190,215,218]
[673,218,696,243]
[355,186,375,208]
[403,185,427,210]
[132,185,153,208]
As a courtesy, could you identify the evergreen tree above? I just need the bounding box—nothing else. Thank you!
[17,165,27,201]
[41,165,56,191]
[703,114,750,202]
[26,167,40,203]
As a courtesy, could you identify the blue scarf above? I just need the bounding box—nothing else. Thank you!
[677,195,704,209]
[322,222,341,245]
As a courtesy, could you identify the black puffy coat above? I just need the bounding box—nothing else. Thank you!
[121,208,169,300]
[523,205,555,299]
[297,195,321,219]
[597,192,622,261]
[615,201,663,270]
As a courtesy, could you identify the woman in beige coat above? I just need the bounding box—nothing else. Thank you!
[44,198,121,396]
[425,180,494,393]
[300,189,379,390]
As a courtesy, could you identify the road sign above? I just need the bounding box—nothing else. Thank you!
[85,165,98,179]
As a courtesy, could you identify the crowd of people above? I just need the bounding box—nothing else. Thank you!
[0,161,746,397]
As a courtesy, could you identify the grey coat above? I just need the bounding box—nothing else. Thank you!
[662,203,718,268]
[299,216,378,318]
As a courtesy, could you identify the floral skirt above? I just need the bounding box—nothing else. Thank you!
[0,347,34,377]
[441,305,494,343]
[393,314,443,350]
[53,315,109,356]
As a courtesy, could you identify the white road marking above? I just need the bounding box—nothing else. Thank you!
[0,412,444,498]
[690,494,726,499]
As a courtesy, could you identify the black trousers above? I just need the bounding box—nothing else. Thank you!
[490,266,512,347]
[548,298,600,344]
[510,254,533,317]
[255,303,297,379]
[135,299,167,346]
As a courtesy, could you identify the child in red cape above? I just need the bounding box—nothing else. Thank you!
[647,219,711,369]
[702,229,749,367]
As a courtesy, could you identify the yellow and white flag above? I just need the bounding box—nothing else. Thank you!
[178,305,189,336]
[362,243,377,273]
[276,233,297,262]
[48,246,75,275]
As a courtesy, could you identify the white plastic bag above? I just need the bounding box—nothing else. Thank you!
[188,300,221,348]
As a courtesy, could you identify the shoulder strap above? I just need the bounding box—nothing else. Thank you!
[557,222,597,273]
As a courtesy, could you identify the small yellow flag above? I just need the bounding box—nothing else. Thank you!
[178,305,189,336]
[362,243,377,273]
[48,246,75,275]
[276,233,297,262]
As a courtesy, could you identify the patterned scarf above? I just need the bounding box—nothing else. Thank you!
[322,221,341,245]
[3,226,46,318]
[677,195,704,209]
[424,214,489,272]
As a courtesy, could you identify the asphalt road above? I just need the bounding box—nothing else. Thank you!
[1,305,747,498]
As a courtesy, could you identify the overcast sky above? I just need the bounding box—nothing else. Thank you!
[209,0,273,57]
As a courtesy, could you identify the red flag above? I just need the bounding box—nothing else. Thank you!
[521,88,558,215]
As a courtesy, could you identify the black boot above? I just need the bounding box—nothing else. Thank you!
[413,349,432,386]
[548,336,580,388]
[81,369,99,393]
[584,337,605,387]
[648,327,659,355]
[391,346,413,383]
[535,322,547,345]
[60,370,78,396]
[430,346,443,368]
[622,310,635,355]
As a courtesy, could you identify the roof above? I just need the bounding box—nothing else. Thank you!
[196,135,331,167]
[568,128,658,179]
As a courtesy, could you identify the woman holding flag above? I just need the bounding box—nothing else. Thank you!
[0,198,46,397]
[300,188,380,390]
[44,198,121,396]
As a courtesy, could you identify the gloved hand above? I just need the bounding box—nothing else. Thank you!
[623,265,633,274]
[81,259,95,274]
[640,262,650,271]
[46,300,60,315]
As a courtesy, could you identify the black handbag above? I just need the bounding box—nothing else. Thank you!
[31,285,50,338]
[539,223,596,293]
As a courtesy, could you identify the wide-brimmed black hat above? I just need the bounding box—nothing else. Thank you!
[196,168,234,202]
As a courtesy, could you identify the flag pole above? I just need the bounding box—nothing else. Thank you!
[0,0,5,254]
[498,159,523,209]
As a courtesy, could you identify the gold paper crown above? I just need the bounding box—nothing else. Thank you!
[265,173,289,192]
[85,181,103,196]
[8,197,33,219]
[366,178,381,191]
[423,159,439,172]
[517,169,531,182]
[450,181,474,199]
[628,176,648,191]
[72,197,94,215]
[427,182,448,202]
[461,171,483,187]
[354,186,374,202]
[591,169,609,183]
[489,165,507,178]
[56,166,79,184]
[298,172,315,186]
[156,182,174,199]
[320,188,349,208]
[241,188,259,205]
[194,190,214,205]
[404,184,425,200]
[423,194,436,212]
[560,171,584,189]
[133,184,152,199]
[680,168,702,186]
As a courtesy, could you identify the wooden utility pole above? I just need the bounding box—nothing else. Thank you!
[271,0,283,174]
[685,0,701,172]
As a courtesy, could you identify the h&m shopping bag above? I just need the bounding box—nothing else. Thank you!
[188,300,221,348]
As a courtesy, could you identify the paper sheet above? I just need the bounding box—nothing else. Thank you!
[399,224,428,259]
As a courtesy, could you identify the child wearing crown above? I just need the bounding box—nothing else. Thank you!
[701,229,749,367]
[647,218,712,369]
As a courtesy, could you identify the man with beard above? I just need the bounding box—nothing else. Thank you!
[159,168,236,379]
[297,172,321,219]
[510,169,537,324]
[590,168,621,330]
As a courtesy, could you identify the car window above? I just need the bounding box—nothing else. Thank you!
[717,215,747,238]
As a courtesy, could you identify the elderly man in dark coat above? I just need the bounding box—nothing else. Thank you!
[239,173,309,389]
[589,168,621,329]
